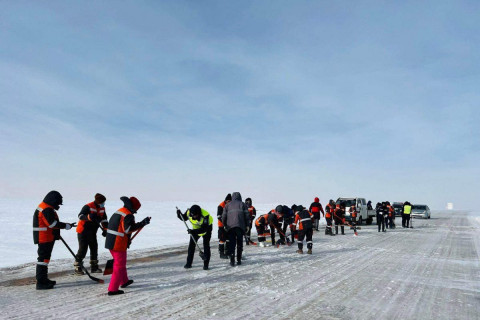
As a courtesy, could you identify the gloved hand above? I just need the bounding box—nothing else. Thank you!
[141,217,151,226]
[65,223,73,230]
[177,210,185,221]
[102,229,107,237]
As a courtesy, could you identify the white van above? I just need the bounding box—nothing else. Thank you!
[336,197,373,225]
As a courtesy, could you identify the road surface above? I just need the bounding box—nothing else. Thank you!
[0,210,478,319]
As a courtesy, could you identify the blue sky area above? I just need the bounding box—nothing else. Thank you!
[0,1,479,209]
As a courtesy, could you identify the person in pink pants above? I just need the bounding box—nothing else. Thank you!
[104,196,151,295]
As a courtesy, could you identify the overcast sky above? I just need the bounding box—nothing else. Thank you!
[1,1,478,209]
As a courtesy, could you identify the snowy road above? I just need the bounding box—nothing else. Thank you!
[1,210,479,320]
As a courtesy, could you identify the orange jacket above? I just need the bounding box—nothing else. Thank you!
[76,202,107,234]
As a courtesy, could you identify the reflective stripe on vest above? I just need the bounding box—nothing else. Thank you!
[107,229,124,237]
[33,227,47,231]
[115,211,127,217]
[49,220,57,228]
[301,218,312,222]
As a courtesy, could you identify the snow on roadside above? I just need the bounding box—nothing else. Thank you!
[1,198,310,268]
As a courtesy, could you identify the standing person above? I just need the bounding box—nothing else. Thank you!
[33,191,76,290]
[367,200,373,211]
[217,194,232,259]
[245,198,256,245]
[177,205,213,270]
[105,196,150,296]
[294,205,314,254]
[222,192,249,266]
[324,200,335,236]
[349,203,359,235]
[403,201,412,228]
[386,202,395,229]
[74,193,108,275]
[333,203,345,235]
[309,197,325,231]
[376,202,384,232]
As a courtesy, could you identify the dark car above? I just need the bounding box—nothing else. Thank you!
[392,202,404,217]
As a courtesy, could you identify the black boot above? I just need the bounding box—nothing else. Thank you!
[237,250,242,265]
[203,260,209,270]
[341,226,345,235]
[90,260,102,273]
[108,290,124,296]
[121,280,134,288]
[36,265,54,290]
[230,255,235,267]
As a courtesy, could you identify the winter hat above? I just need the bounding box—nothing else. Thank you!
[130,197,141,212]
[94,193,106,204]
[314,197,319,202]
[275,205,283,214]
[225,194,232,201]
[190,205,201,217]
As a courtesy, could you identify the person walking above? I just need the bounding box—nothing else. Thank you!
[74,193,108,275]
[33,191,76,290]
[105,196,150,295]
[177,204,213,270]
[309,197,325,231]
[222,192,249,266]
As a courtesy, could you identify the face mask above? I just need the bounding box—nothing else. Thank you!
[99,203,105,208]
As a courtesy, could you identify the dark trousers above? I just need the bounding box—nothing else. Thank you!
[218,226,227,253]
[405,215,411,228]
[377,214,385,231]
[187,232,211,267]
[256,225,267,242]
[334,218,344,234]
[36,241,55,282]
[297,229,313,250]
[325,217,333,234]
[76,232,98,261]
[228,227,244,261]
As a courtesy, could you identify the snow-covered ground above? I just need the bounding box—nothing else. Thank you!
[0,198,280,268]
[1,209,479,320]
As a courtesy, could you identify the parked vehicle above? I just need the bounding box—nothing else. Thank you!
[336,197,373,225]
[392,202,404,217]
[411,204,431,219]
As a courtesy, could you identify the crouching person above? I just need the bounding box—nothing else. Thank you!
[105,196,150,296]
[33,191,76,290]
[294,205,314,254]
[177,205,213,270]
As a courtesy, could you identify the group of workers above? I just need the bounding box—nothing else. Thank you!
[374,201,413,232]
[32,190,415,296]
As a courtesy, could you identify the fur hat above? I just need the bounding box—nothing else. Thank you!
[94,193,106,204]
[225,193,232,201]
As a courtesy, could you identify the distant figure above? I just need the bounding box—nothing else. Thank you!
[403,201,412,228]
[325,200,336,236]
[282,205,295,243]
[217,194,232,259]
[222,192,249,266]
[245,198,256,245]
[376,202,386,232]
[75,193,108,275]
[255,206,285,247]
[367,201,373,211]
[334,203,345,235]
[309,197,325,231]
[294,205,314,254]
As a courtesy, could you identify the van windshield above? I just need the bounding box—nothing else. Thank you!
[336,199,355,207]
